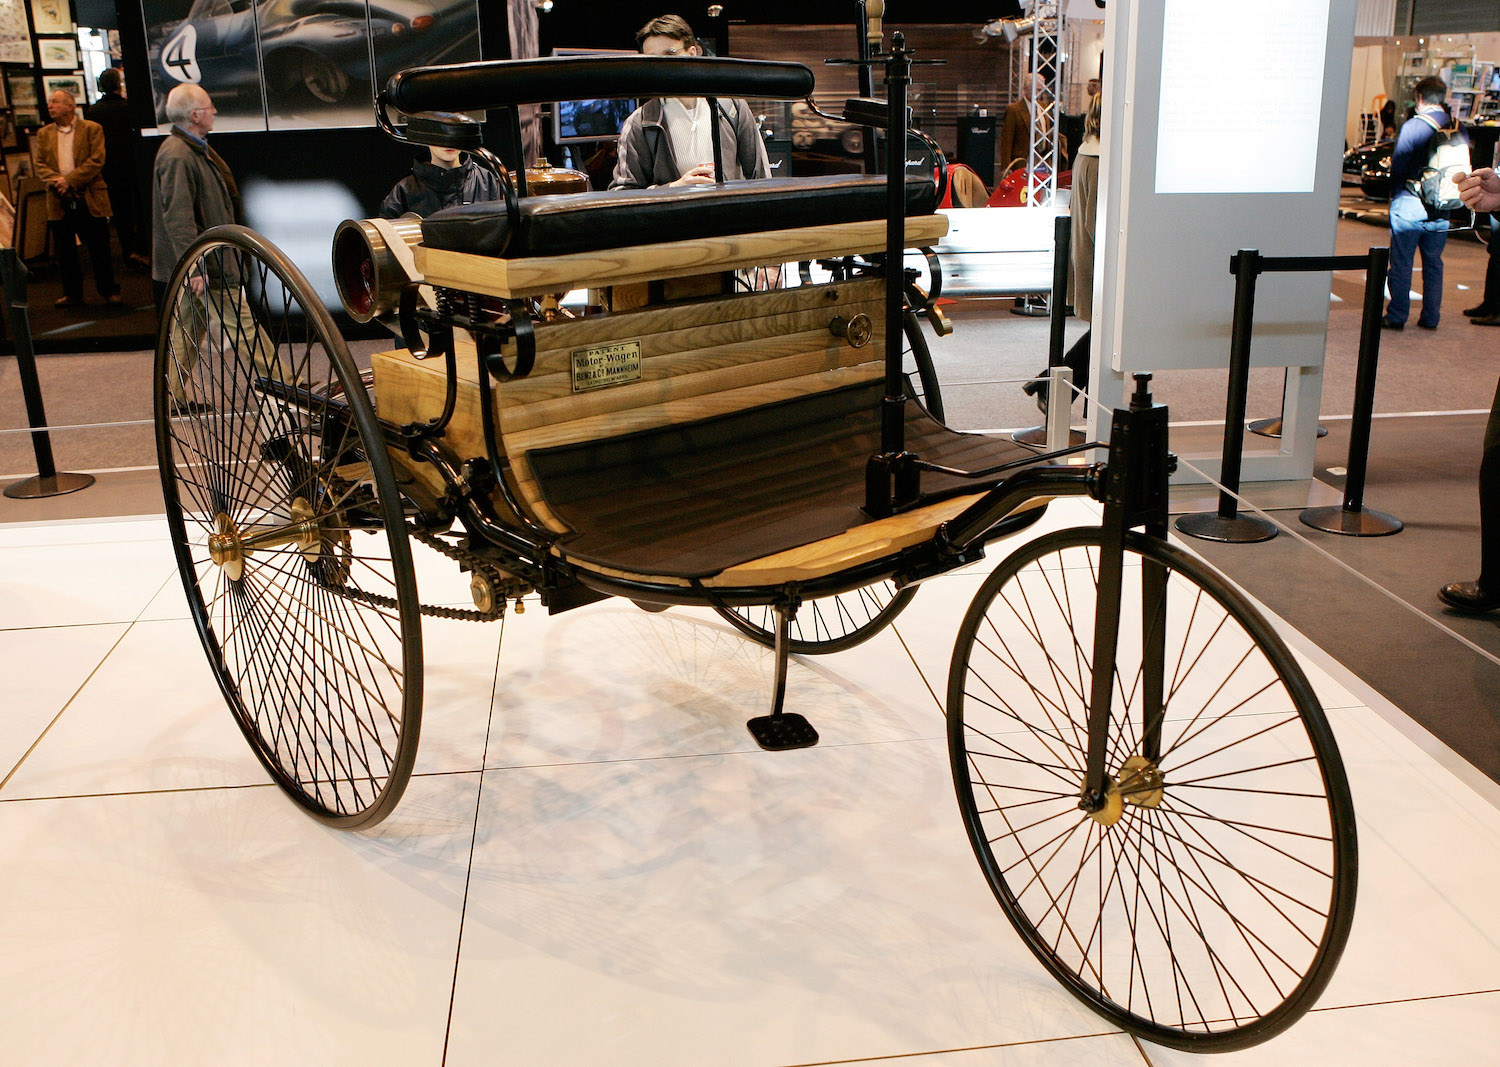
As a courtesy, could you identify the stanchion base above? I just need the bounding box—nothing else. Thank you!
[1174,511,1278,544]
[4,472,95,499]
[1011,425,1086,450]
[1246,417,1328,439]
[1299,505,1402,537]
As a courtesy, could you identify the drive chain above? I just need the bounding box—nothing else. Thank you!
[329,525,508,623]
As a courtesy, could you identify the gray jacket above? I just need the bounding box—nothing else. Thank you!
[609,97,770,189]
[151,128,240,284]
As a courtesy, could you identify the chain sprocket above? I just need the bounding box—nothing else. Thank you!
[326,525,516,623]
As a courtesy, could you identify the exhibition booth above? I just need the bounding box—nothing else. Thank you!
[2,1,1499,1063]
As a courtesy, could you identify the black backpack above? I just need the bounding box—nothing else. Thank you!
[1405,113,1470,213]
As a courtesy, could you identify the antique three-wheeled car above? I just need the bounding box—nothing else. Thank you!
[152,39,1356,1052]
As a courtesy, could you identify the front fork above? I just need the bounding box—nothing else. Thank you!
[1080,375,1173,812]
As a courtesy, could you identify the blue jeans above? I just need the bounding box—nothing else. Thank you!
[1386,192,1448,327]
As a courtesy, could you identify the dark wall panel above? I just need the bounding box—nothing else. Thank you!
[1398,0,1500,34]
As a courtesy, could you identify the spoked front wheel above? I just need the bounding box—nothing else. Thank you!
[948,528,1356,1051]
[714,581,916,655]
[154,224,422,829]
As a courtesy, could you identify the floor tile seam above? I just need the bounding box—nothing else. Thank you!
[0,620,143,793]
[0,569,178,793]
[0,536,168,551]
[891,621,947,718]
[1307,986,1500,1014]
[0,779,280,805]
[468,697,1324,778]
[441,615,509,1066]
[0,620,138,635]
[476,733,951,775]
[773,1029,1131,1067]
[0,767,486,806]
[0,512,166,532]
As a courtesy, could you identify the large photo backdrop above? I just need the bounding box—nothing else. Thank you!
[141,0,481,131]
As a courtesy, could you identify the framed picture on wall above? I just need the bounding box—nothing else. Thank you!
[38,36,77,69]
[0,0,31,64]
[28,0,70,35]
[6,71,35,124]
[0,109,14,150]
[42,72,86,104]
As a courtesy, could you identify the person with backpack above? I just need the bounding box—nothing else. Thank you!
[1383,76,1467,331]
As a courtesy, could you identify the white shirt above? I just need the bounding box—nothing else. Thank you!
[55,122,75,176]
[662,97,714,180]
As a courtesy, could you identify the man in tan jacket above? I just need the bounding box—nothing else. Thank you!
[33,89,120,308]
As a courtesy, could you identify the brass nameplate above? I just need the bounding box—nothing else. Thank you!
[571,339,643,392]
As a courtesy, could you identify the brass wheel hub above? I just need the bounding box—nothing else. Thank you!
[207,512,245,581]
[205,497,324,582]
[1086,754,1165,827]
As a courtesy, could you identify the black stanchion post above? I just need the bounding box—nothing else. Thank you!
[1,246,95,500]
[1300,245,1402,536]
[1175,249,1278,543]
[1014,215,1084,449]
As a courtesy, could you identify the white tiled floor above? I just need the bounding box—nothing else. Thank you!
[2,502,1498,1065]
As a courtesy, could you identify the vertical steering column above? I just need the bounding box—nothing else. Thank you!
[865,31,919,518]
[1080,374,1173,808]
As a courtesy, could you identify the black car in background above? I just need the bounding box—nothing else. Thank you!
[148,0,478,122]
[1358,146,1393,201]
[1342,139,1392,196]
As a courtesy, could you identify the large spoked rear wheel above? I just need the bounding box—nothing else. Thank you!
[714,581,916,655]
[902,311,945,423]
[948,528,1356,1051]
[154,224,422,829]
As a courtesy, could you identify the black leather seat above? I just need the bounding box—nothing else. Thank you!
[418,173,937,259]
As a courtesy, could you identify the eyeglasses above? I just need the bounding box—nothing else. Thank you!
[191,105,217,115]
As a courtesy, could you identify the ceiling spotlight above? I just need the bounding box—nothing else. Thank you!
[1001,15,1037,42]
[980,15,1037,42]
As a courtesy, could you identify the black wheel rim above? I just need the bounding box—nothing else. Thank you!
[716,581,916,655]
[902,311,944,423]
[948,528,1356,1050]
[154,225,422,828]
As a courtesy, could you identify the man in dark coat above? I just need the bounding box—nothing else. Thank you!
[84,67,149,271]
[152,83,279,415]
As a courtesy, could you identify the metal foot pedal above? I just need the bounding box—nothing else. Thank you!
[746,713,819,751]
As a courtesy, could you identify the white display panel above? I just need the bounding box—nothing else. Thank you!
[1090,0,1357,483]
[1155,0,1331,194]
